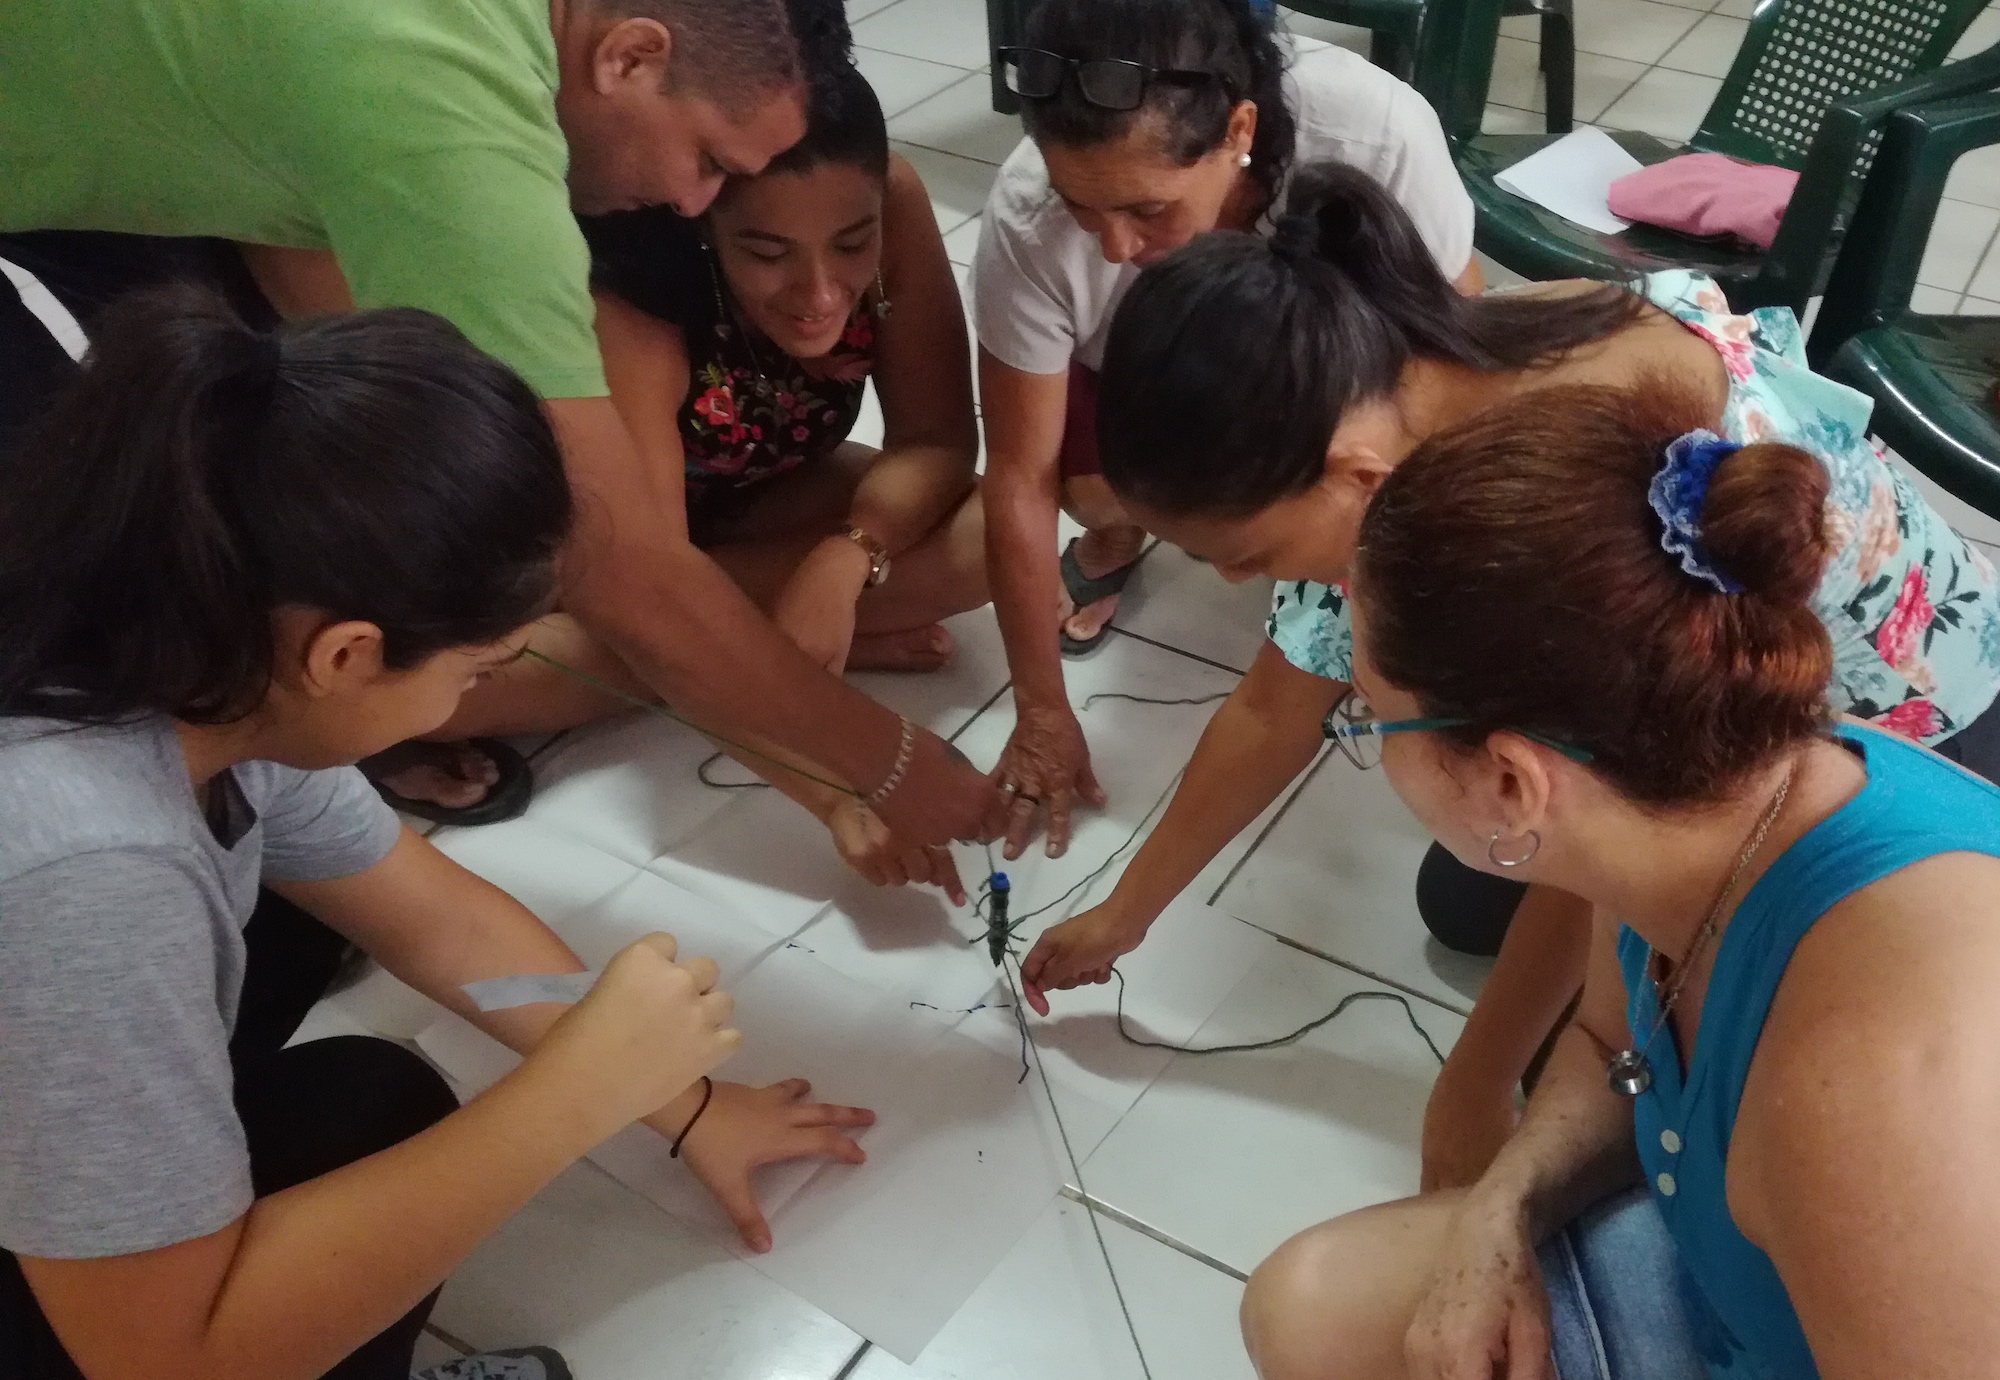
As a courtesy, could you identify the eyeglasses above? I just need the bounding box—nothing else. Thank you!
[1322,688,1595,771]
[996,47,1235,112]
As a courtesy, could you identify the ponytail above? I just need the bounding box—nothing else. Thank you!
[0,287,571,725]
[1098,164,1642,517]
[1021,0,1297,203]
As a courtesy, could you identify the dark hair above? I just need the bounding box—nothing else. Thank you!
[786,0,855,77]
[1355,382,1831,808]
[0,289,572,726]
[761,60,890,180]
[601,0,803,104]
[1098,164,1643,518]
[1021,0,1296,207]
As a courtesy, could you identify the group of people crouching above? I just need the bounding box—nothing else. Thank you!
[3,0,1997,1376]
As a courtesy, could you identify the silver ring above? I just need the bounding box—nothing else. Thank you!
[999,782,1020,796]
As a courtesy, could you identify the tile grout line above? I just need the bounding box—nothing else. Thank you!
[1245,922,1476,1019]
[423,1323,477,1357]
[1203,745,1335,906]
[829,1338,876,1379]
[1106,624,1253,678]
[1057,1185,1253,1283]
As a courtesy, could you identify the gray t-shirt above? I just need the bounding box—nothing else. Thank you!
[0,715,400,1259]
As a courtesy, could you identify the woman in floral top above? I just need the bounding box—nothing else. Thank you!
[1014,163,2000,1195]
[443,61,985,899]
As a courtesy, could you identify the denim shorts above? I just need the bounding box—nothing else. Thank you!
[1538,1188,1710,1380]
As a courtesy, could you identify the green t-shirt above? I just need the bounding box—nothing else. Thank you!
[0,0,606,399]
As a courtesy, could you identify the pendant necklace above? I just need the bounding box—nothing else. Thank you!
[1606,757,1798,1097]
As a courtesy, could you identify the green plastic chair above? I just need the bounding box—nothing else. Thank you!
[1414,0,1993,313]
[1809,70,2000,515]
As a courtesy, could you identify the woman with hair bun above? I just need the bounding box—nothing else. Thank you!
[1239,384,2000,1379]
[1019,163,2000,1196]
[976,0,1477,860]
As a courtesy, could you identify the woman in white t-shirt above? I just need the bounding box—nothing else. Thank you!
[976,0,1477,858]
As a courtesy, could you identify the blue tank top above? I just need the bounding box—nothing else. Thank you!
[1619,724,2000,1378]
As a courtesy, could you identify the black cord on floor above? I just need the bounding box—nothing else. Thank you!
[1109,968,1447,1064]
[697,750,770,790]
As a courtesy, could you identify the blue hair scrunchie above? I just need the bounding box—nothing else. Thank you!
[1647,429,1744,595]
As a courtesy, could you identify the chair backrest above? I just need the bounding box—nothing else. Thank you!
[1694,0,1990,167]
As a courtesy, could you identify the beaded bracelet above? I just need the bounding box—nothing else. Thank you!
[863,715,917,809]
[669,1075,716,1159]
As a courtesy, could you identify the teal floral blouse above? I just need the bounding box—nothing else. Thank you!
[1268,270,2000,744]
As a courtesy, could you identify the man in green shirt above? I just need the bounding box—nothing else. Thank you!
[0,0,1006,845]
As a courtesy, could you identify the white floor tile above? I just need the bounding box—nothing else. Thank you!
[1918,199,2000,295]
[1080,943,1464,1275]
[1949,3,2000,58]
[1965,295,2000,314]
[850,0,909,21]
[1712,0,1758,18]
[1657,12,1749,76]
[848,1199,1256,1380]
[1212,750,1492,1010]
[1571,0,1706,63]
[1945,145,2000,211]
[1109,545,1274,675]
[1483,103,1553,135]
[848,605,1013,739]
[433,1162,865,1380]
[411,1329,467,1371]
[1651,0,1722,13]
[511,711,743,866]
[858,47,979,120]
[854,0,996,71]
[1909,284,1964,314]
[897,141,1004,236]
[942,212,984,266]
[1488,37,1648,123]
[1598,66,1722,143]
[1967,225,2000,301]
[889,72,1030,167]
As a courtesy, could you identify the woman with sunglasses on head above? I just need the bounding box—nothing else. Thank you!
[1239,385,2000,1380]
[430,58,985,901]
[977,0,1476,860]
[0,290,872,1380]
[1021,163,2000,1194]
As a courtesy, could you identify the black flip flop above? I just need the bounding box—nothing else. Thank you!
[1058,537,1143,658]
[362,737,535,828]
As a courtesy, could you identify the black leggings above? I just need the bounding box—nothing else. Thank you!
[0,892,458,1380]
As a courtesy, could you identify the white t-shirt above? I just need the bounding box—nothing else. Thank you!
[973,42,1475,376]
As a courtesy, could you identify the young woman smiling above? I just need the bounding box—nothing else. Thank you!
[974,0,1478,861]
[441,60,985,900]
[1019,165,2000,1197]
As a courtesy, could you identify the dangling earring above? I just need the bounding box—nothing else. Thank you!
[871,266,893,320]
[1237,151,1252,169]
[1487,829,1542,869]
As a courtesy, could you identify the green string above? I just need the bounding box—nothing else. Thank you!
[520,648,865,799]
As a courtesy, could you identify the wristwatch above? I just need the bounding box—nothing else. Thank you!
[843,526,892,587]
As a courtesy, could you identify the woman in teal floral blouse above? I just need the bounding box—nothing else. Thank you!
[443,61,985,899]
[1017,163,2000,1193]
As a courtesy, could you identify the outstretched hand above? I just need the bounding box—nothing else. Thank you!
[825,799,968,905]
[650,1078,875,1253]
[1018,903,1148,1016]
[991,702,1106,860]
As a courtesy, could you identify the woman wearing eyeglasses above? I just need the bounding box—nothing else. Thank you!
[1238,382,2000,1380]
[976,0,1477,861]
[1020,163,2000,1196]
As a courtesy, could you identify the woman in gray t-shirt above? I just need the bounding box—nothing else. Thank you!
[0,291,870,1380]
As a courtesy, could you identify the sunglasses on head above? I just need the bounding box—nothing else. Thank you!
[997,46,1235,112]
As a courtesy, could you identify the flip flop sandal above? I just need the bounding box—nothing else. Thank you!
[363,737,535,828]
[1058,537,1143,658]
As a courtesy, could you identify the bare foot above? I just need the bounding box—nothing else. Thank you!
[362,741,501,809]
[1060,525,1147,644]
[848,624,954,673]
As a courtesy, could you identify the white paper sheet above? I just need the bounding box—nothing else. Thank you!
[1493,128,1643,235]
[416,867,1122,1362]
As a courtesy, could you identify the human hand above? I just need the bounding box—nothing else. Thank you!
[529,935,740,1138]
[992,701,1106,860]
[825,798,968,905]
[1421,1065,1521,1192]
[772,538,870,675]
[1405,1195,1554,1380]
[650,1078,875,1253]
[1019,902,1150,1016]
[871,728,1013,845]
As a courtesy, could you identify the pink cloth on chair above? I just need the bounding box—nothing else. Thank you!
[1607,153,1799,250]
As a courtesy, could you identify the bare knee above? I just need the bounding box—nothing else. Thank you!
[1243,1221,1372,1380]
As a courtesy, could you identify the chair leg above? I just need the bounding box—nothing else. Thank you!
[1540,9,1575,134]
[988,0,1024,115]
[1369,28,1416,82]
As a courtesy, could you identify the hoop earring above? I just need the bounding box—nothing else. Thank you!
[1487,829,1541,869]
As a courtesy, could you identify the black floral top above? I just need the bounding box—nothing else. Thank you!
[579,206,878,521]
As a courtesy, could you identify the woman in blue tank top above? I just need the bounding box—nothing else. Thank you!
[1239,383,2000,1378]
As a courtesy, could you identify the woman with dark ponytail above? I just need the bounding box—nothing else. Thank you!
[1240,384,2000,1379]
[1022,164,2000,1195]
[975,0,1476,860]
[0,291,871,1380]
